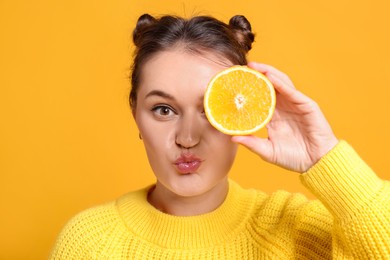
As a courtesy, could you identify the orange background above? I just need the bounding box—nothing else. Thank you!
[1,0,390,259]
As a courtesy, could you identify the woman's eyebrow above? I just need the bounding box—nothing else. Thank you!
[145,90,175,100]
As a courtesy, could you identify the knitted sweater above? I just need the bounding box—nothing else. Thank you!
[50,141,390,259]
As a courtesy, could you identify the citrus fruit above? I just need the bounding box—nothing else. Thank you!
[204,65,276,135]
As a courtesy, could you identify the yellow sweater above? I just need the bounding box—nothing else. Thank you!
[50,141,390,259]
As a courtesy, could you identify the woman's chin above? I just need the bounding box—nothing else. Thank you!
[160,174,228,198]
[167,175,208,197]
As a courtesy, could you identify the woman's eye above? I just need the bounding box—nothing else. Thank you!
[152,105,175,117]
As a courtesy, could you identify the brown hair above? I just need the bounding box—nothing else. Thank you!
[130,14,255,110]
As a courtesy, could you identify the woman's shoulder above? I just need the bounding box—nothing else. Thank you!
[65,200,119,229]
[249,188,333,245]
[63,186,151,229]
[53,200,122,246]
[231,180,330,229]
[50,189,147,259]
[248,185,331,226]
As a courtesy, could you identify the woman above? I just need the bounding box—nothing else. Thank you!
[50,14,390,259]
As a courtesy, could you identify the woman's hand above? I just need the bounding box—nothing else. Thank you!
[232,62,339,173]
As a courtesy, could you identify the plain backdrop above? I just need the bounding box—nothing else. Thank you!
[1,0,390,259]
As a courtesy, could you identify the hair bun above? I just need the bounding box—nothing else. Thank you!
[229,15,255,52]
[133,14,157,47]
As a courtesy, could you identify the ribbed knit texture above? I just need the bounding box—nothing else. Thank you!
[50,141,390,259]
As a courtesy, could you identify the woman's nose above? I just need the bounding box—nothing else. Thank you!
[175,114,201,149]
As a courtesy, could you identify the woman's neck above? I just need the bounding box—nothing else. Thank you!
[147,179,229,216]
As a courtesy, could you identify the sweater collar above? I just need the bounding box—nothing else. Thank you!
[116,179,257,249]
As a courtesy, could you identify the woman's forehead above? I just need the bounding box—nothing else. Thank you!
[140,50,230,86]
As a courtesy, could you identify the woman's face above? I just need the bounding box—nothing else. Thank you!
[134,49,238,197]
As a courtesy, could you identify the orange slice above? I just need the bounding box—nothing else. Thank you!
[204,65,276,135]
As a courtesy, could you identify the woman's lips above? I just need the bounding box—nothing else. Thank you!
[174,154,202,174]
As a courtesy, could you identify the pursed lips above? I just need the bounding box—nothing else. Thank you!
[173,154,203,174]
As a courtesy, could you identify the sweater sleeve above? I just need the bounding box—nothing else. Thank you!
[300,140,390,259]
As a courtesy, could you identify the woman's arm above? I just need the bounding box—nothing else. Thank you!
[233,63,390,258]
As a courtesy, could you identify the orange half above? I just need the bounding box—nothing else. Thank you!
[204,65,276,135]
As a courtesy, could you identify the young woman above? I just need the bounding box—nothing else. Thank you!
[50,14,390,259]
